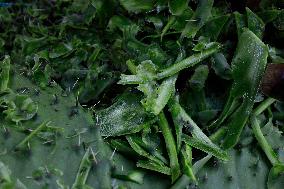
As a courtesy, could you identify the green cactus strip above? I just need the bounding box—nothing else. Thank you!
[182,134,228,161]
[251,99,284,189]
[157,42,221,79]
[170,155,212,189]
[253,97,276,116]
[158,112,181,182]
[179,144,197,184]
[210,30,268,149]
[126,135,165,165]
[251,115,280,165]
[72,148,92,189]
[0,56,10,92]
[137,160,171,176]
[15,121,51,150]
[169,96,228,161]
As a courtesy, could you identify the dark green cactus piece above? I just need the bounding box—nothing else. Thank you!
[196,127,270,189]
[179,144,196,183]
[0,68,112,188]
[0,90,38,124]
[112,169,145,184]
[0,55,10,91]
[126,135,165,165]
[97,91,155,137]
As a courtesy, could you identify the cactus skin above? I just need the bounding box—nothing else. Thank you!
[196,147,269,189]
[260,119,284,189]
[0,69,112,188]
[196,127,270,189]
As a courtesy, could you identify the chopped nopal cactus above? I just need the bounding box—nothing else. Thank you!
[0,90,38,124]
[1,1,284,188]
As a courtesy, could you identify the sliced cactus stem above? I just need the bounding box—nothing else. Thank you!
[15,121,51,150]
[72,148,92,189]
[253,97,276,116]
[0,55,11,92]
[251,115,280,166]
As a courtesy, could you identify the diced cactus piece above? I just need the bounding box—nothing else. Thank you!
[97,91,155,137]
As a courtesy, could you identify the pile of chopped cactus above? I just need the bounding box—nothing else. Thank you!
[0,0,284,188]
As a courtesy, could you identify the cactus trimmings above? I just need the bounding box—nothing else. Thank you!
[0,56,38,124]
[0,92,38,124]
[1,1,284,189]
